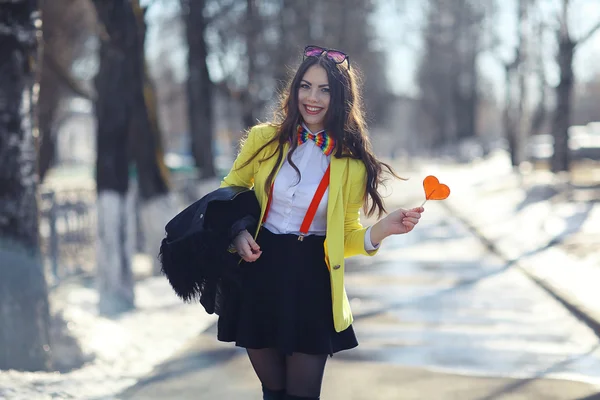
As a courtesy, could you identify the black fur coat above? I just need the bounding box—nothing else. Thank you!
[158,186,260,340]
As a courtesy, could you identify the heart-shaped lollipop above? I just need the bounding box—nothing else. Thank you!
[421,175,450,206]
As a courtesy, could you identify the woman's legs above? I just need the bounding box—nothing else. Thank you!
[246,349,328,399]
[247,348,286,398]
[285,352,328,399]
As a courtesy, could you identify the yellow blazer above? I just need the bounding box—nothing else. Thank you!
[220,123,378,332]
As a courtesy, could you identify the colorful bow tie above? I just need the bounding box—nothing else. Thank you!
[297,125,336,156]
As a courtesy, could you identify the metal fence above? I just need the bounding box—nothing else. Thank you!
[38,175,206,287]
[39,188,97,286]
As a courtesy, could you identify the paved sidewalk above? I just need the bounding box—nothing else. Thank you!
[421,153,600,333]
[118,185,600,400]
[121,330,599,400]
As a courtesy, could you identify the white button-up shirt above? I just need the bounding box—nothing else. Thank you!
[262,125,379,252]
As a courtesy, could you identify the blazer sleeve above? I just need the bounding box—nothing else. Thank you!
[343,162,379,258]
[220,126,260,189]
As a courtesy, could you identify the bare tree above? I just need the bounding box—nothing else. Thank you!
[241,0,259,129]
[208,0,388,130]
[130,1,171,201]
[0,0,53,371]
[92,0,138,315]
[38,0,95,182]
[502,57,520,167]
[550,0,600,172]
[573,72,600,124]
[516,0,532,166]
[214,0,273,131]
[181,0,216,178]
[499,0,535,168]
[530,12,549,138]
[318,0,390,124]
[130,0,174,275]
[417,0,495,149]
[145,8,189,151]
[417,3,452,150]
[274,0,306,86]
[91,0,175,300]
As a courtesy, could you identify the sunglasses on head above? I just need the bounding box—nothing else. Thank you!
[303,45,350,69]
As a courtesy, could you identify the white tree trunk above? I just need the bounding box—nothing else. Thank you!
[96,190,136,315]
[139,193,178,275]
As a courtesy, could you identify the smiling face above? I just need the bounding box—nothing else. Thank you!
[297,65,330,133]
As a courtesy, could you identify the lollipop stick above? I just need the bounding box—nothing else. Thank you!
[420,189,435,207]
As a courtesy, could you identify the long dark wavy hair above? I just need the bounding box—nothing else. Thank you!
[236,52,404,218]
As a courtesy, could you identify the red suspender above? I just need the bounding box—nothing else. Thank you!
[299,165,330,236]
[262,165,331,240]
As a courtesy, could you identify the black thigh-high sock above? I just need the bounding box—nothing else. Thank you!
[262,385,286,400]
[284,394,319,400]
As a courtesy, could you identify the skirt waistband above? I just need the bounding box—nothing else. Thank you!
[259,226,325,245]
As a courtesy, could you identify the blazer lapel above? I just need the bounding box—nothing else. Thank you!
[327,155,346,219]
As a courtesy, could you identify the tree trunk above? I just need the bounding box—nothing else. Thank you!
[183,0,215,179]
[130,0,171,200]
[242,0,258,130]
[0,0,53,371]
[130,0,174,275]
[551,36,574,173]
[37,65,61,182]
[275,0,295,87]
[37,0,96,182]
[458,36,479,142]
[549,0,600,172]
[92,0,137,315]
[504,64,519,167]
[502,0,531,168]
[131,70,175,274]
[516,0,530,167]
[530,17,547,137]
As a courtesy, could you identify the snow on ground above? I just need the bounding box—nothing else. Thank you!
[422,151,600,328]
[422,150,599,261]
[0,255,217,400]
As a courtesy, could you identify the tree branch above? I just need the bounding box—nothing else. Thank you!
[43,51,94,100]
[489,49,508,68]
[576,19,600,48]
[205,0,238,25]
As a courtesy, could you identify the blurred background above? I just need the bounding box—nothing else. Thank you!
[1,0,600,398]
[40,0,600,177]
[35,0,600,277]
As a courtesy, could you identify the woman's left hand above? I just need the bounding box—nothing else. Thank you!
[383,206,424,236]
[368,206,425,247]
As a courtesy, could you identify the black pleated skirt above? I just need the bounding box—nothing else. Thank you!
[219,227,358,356]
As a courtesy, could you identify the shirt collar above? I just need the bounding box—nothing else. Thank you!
[301,122,326,135]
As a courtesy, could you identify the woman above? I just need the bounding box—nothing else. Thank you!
[219,45,424,400]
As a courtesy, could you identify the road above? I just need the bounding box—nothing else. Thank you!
[120,202,600,400]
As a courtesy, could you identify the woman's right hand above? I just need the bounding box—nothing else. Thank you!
[233,230,262,262]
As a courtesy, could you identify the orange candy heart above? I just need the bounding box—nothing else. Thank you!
[423,175,450,201]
